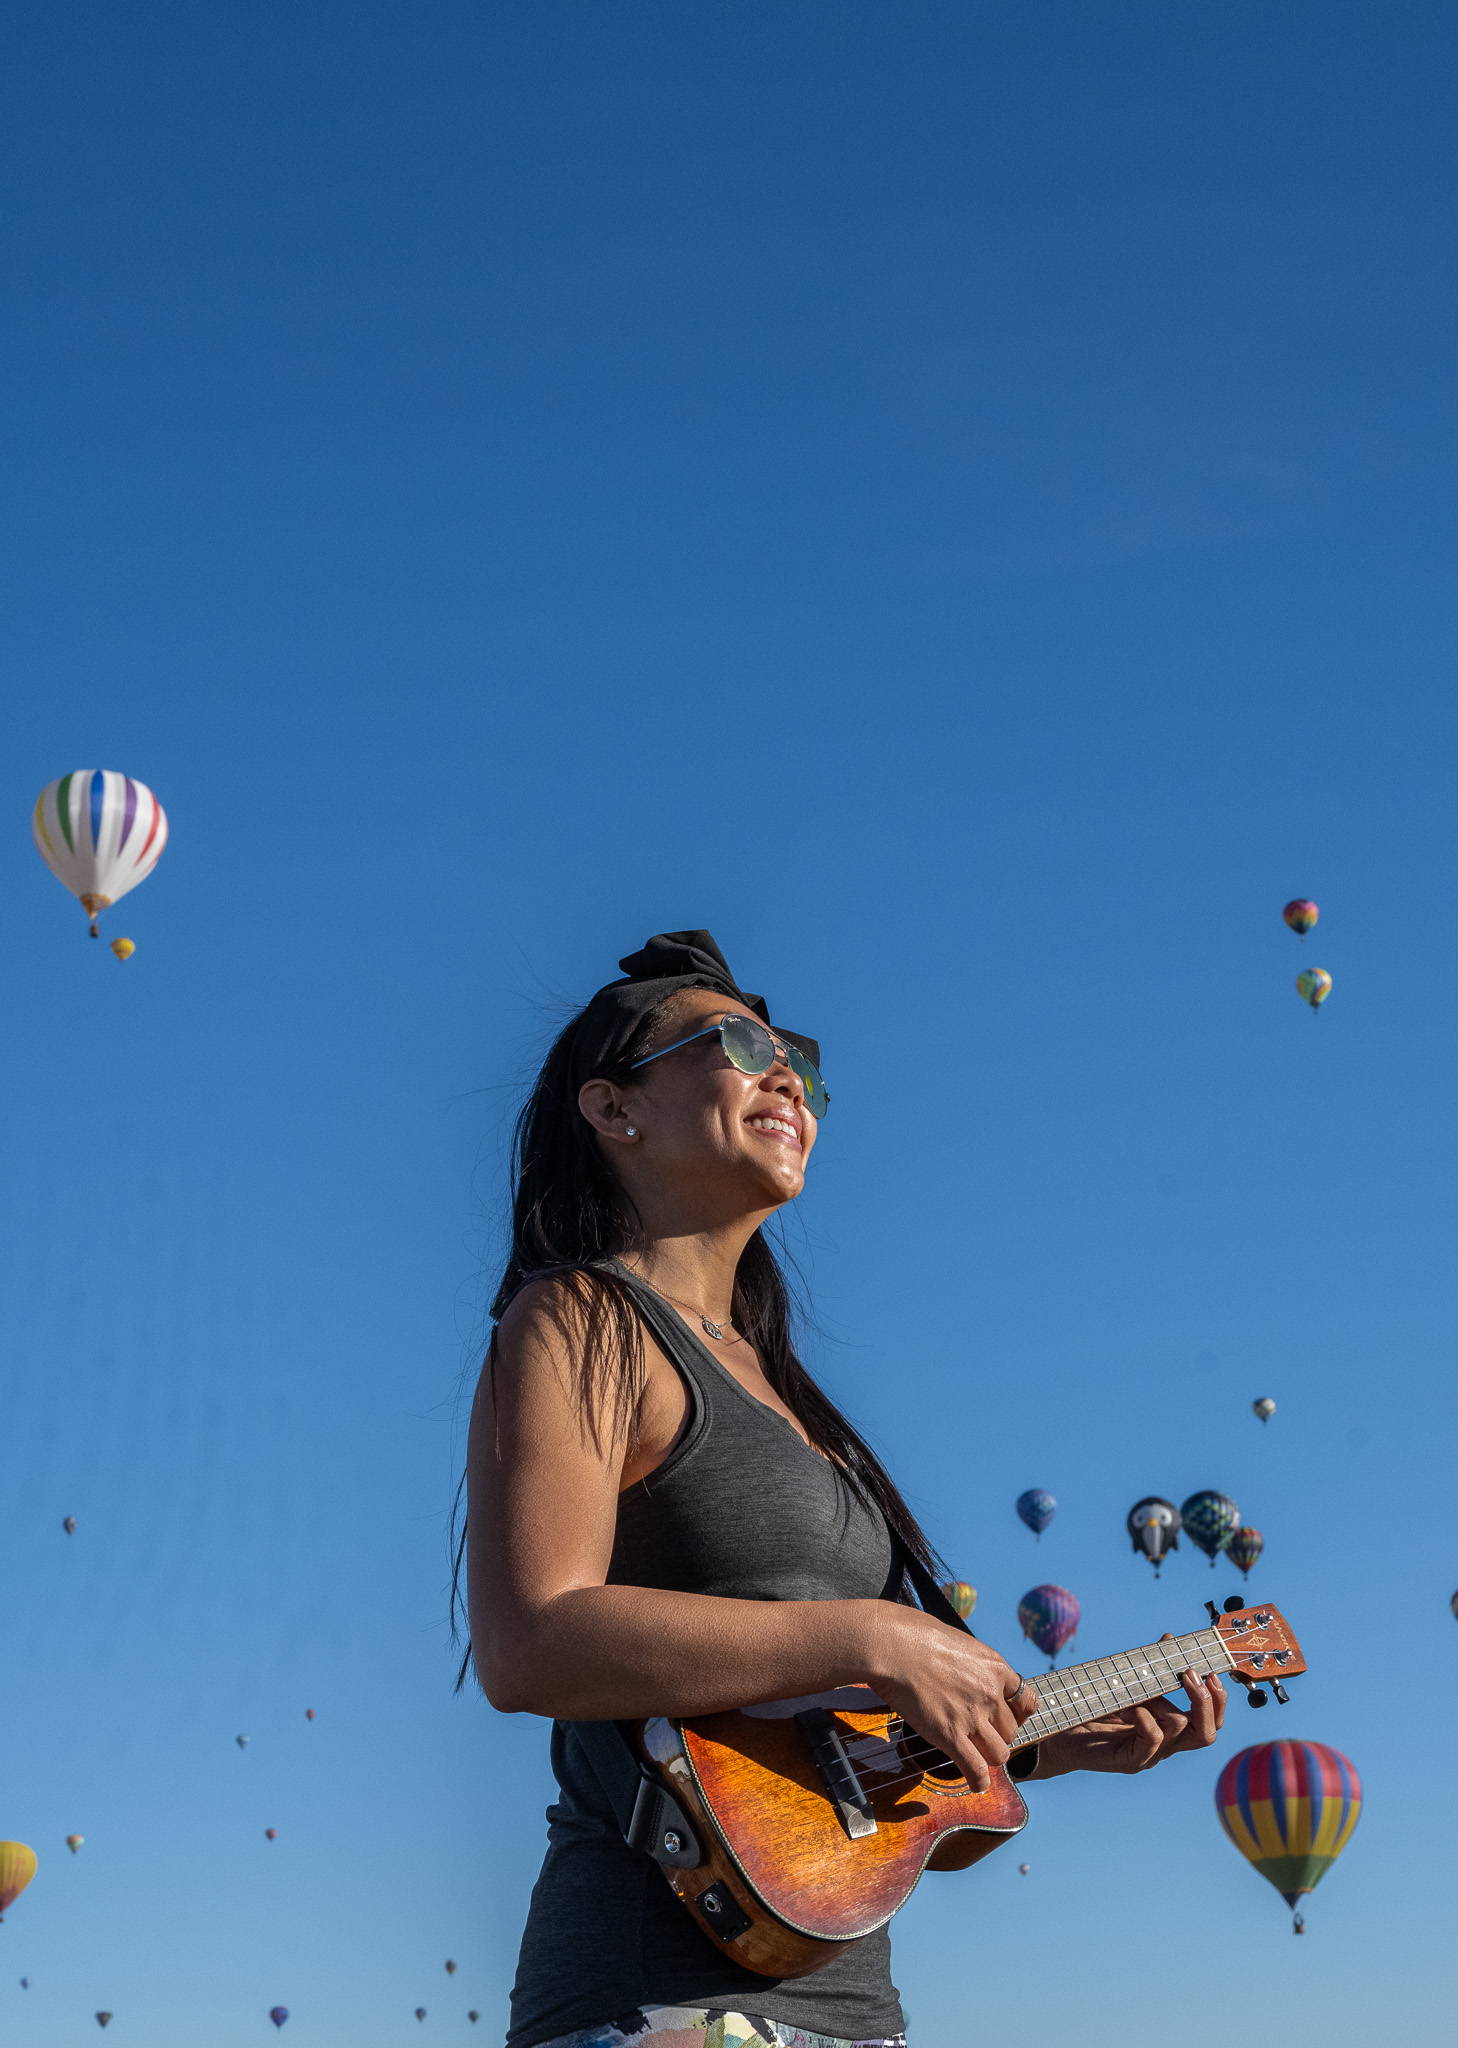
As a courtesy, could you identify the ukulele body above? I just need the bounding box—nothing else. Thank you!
[637,1687,1026,1978]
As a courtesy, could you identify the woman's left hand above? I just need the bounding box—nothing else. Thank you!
[1029,1638,1227,1779]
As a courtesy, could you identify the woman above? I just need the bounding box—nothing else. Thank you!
[451,931,1224,2048]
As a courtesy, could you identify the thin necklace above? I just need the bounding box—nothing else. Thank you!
[627,1270,744,1345]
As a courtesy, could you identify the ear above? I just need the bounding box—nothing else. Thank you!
[578,1078,636,1142]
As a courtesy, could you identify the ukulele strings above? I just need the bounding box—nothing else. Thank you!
[848,1653,1225,1799]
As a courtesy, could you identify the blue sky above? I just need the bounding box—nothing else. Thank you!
[4,4,1455,2041]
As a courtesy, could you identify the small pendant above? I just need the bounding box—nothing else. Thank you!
[701,1318,726,1341]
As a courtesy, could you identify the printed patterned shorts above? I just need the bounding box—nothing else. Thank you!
[531,2009,906,2048]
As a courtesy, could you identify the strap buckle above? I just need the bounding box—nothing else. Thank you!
[625,1770,703,1869]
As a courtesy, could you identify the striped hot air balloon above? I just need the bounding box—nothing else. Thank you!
[32,771,168,939]
[1228,1527,1265,1576]
[1216,1741,1361,1930]
[1296,968,1332,1014]
[1283,899,1319,939]
[939,1580,977,1619]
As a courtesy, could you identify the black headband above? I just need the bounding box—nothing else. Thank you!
[569,929,820,1089]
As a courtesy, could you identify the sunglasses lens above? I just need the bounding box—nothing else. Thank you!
[720,1016,829,1119]
[788,1048,829,1120]
[720,1014,774,1073]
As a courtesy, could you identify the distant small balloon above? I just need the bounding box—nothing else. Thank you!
[468,2013,479,2024]
[110,937,135,962]
[939,1580,977,1619]
[415,2009,427,2021]
[19,1977,29,1988]
[444,1960,457,1974]
[1450,1590,1457,1623]
[63,1516,77,1533]
[96,2016,113,2030]
[1016,1489,1056,1539]
[1252,1397,1276,1424]
[1228,1528,1265,1576]
[236,1735,250,1749]
[305,1709,316,1721]
[265,1828,277,1841]
[1283,900,1319,939]
[66,1835,83,1854]
[1296,967,1332,1013]
[269,2008,289,2029]
[1018,1863,1031,1875]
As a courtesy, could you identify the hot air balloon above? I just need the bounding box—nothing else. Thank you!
[1216,1741,1361,1930]
[1180,1491,1240,1566]
[0,1843,37,1919]
[95,2014,112,2029]
[305,1709,315,1721]
[1126,1497,1181,1576]
[1017,1863,1031,1876]
[1451,1591,1458,1623]
[468,2013,479,2024]
[65,1835,83,1854]
[110,937,135,962]
[33,772,168,939]
[265,1829,277,1841]
[415,2009,427,2021]
[444,1960,457,1975]
[1017,1584,1080,1665]
[63,1516,77,1533]
[1283,900,1319,939]
[236,1735,250,1749]
[1296,968,1332,1014]
[939,1580,977,1619]
[19,1977,28,1988]
[1016,1489,1056,1539]
[1253,1397,1276,1424]
[1228,1528,1265,1576]
[269,2007,289,2029]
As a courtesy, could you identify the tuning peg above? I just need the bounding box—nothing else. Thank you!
[1205,1601,1220,1624]
[1223,1595,1245,1613]
[1245,1686,1269,1708]
[1271,1680,1290,1704]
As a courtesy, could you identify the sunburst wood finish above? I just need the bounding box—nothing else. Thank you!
[633,1602,1304,1978]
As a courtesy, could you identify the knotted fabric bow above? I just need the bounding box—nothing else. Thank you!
[569,929,819,1088]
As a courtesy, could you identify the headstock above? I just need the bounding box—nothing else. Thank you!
[1206,1599,1306,1707]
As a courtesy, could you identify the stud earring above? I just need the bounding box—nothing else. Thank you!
[625,1126,638,1138]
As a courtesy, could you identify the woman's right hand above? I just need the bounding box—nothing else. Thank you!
[863,1603,1040,1792]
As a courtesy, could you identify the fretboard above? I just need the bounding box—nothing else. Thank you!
[1011,1627,1234,1749]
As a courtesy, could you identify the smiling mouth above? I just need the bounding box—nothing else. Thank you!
[747,1123,801,1150]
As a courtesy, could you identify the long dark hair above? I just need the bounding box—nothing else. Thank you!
[447,990,944,1694]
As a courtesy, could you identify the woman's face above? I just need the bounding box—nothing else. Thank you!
[584,988,819,1209]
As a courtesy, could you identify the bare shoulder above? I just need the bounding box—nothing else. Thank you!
[475,1267,645,1462]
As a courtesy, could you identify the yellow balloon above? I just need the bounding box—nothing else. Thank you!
[110,937,135,961]
[0,1841,38,1914]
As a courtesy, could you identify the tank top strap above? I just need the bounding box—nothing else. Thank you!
[590,1255,720,1394]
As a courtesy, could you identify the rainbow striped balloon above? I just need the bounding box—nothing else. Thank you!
[1216,1741,1361,1922]
[33,770,168,937]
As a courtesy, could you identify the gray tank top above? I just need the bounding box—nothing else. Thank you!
[504,1259,905,2048]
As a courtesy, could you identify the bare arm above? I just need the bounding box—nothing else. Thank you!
[466,1277,1035,1788]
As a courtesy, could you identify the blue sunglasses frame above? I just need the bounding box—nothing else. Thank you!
[626,1013,829,1117]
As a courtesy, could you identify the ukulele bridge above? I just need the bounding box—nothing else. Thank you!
[795,1707,878,1839]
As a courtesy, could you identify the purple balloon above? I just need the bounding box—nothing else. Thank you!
[1018,1583,1080,1662]
[269,2009,289,2029]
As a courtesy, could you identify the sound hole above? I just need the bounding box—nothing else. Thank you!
[893,1722,963,1783]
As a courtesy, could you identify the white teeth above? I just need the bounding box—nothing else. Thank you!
[749,1117,797,1139]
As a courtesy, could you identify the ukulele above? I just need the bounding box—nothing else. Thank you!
[630,1598,1306,1977]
